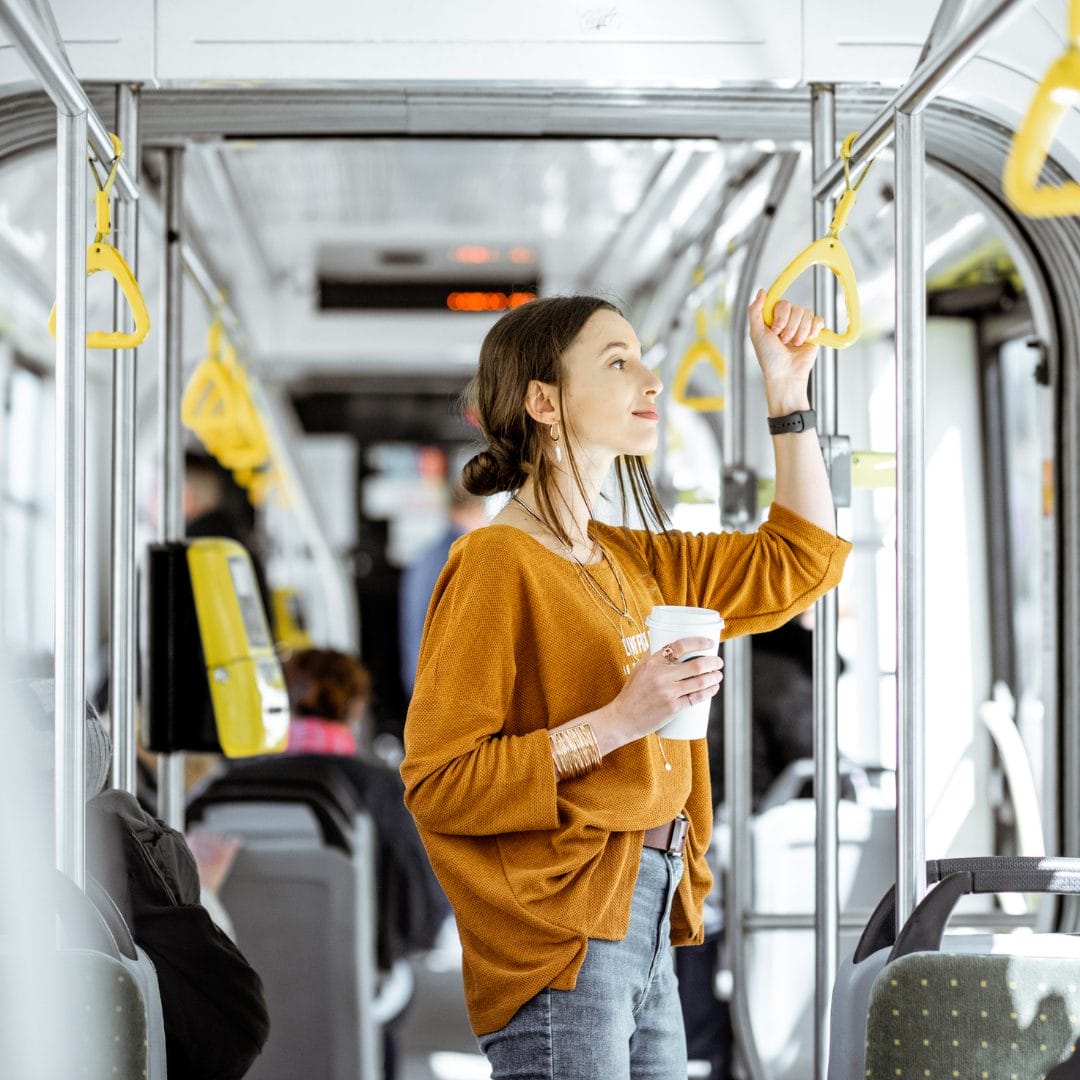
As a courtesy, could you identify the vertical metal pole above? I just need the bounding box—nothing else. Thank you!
[894,108,927,928]
[157,147,186,830]
[723,215,765,1080]
[722,637,762,1080]
[55,108,88,886]
[810,83,841,1080]
[109,84,140,796]
[353,813,381,1080]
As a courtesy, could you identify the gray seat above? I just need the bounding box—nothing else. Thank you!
[0,871,166,1080]
[193,797,381,1080]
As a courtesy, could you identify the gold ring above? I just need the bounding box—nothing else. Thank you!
[661,645,678,664]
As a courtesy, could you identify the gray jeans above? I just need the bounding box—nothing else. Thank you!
[477,847,687,1080]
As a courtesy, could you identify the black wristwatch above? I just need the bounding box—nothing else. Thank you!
[767,409,817,435]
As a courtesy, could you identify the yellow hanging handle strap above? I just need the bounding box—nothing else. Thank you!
[672,277,727,412]
[48,133,151,350]
[182,317,273,483]
[1003,0,1080,217]
[763,132,871,350]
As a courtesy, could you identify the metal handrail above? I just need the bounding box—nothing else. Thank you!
[722,150,800,1080]
[810,83,841,1080]
[157,146,186,831]
[0,0,137,197]
[894,105,927,933]
[811,0,1038,202]
[744,910,1040,932]
[108,84,140,797]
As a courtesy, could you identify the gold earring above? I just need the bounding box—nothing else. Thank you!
[550,422,562,463]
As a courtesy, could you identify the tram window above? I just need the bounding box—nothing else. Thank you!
[997,336,1054,808]
[2,361,53,654]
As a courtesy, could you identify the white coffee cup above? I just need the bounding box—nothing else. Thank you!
[646,606,725,740]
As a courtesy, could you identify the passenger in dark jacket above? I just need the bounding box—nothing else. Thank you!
[229,647,450,1080]
[18,677,270,1080]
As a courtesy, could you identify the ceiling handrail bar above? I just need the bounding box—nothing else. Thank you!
[0,0,137,199]
[810,0,1038,203]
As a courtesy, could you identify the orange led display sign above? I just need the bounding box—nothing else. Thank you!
[446,291,536,312]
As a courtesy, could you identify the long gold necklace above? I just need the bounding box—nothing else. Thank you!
[511,494,672,772]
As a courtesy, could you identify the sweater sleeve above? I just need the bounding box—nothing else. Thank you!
[642,503,852,639]
[400,536,560,837]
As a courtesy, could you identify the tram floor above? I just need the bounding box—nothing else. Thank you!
[399,926,489,1080]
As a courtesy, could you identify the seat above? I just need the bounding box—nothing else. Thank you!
[188,765,381,1080]
[0,871,164,1080]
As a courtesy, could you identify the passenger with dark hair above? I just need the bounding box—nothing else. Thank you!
[270,647,450,1080]
[400,291,851,1079]
[184,449,272,622]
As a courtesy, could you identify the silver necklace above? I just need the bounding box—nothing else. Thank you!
[510,494,672,772]
[511,495,631,620]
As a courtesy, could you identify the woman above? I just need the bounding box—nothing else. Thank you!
[400,290,851,1079]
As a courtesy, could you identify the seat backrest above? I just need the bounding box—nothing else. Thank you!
[195,796,380,1080]
[189,778,354,852]
[0,873,154,1080]
[87,876,168,1080]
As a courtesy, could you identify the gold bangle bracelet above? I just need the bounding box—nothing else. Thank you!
[549,723,602,782]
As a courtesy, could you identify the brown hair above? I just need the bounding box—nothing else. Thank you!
[282,648,372,723]
[460,296,670,549]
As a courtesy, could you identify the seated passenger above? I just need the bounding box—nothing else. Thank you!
[15,679,271,1080]
[276,647,450,962]
[225,647,450,1080]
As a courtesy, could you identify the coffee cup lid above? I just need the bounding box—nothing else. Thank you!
[646,605,724,628]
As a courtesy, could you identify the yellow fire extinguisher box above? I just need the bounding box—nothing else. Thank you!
[146,538,289,757]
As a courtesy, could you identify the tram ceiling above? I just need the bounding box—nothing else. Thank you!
[2,85,1078,384]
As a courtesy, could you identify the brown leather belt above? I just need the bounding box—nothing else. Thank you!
[642,815,689,857]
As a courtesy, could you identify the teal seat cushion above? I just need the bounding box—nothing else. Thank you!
[864,953,1080,1079]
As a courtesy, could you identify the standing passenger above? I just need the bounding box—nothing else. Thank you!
[400,291,851,1079]
[399,485,488,695]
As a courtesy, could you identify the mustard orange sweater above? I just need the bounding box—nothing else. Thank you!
[400,503,851,1035]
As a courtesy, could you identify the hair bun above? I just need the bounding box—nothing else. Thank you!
[462,444,525,496]
[461,450,502,496]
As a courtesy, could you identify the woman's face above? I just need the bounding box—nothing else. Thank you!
[559,308,663,466]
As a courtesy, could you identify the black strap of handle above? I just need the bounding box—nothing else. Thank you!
[928,856,1080,895]
[855,856,1080,965]
[853,884,897,962]
[889,856,1080,963]
[888,872,973,962]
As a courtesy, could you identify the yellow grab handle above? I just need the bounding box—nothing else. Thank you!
[217,350,271,470]
[48,242,151,349]
[234,465,276,507]
[672,340,727,412]
[1003,47,1080,217]
[763,235,862,350]
[181,358,243,458]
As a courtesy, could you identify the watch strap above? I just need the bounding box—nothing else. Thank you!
[767,408,817,435]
